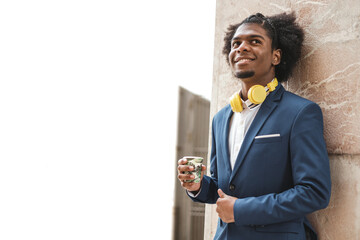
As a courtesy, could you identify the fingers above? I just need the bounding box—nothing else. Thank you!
[201,165,206,171]
[177,158,187,165]
[218,189,225,198]
[177,159,195,182]
[178,171,195,181]
[178,163,206,181]
[177,158,205,192]
[178,164,194,173]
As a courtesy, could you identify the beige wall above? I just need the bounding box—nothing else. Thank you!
[206,0,360,239]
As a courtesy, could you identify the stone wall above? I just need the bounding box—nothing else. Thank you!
[206,0,360,239]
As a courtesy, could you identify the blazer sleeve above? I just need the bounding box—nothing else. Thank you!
[187,117,219,204]
[233,102,331,226]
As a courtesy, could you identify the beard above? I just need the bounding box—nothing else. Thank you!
[234,71,255,79]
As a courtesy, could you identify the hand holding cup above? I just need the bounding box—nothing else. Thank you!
[177,156,206,193]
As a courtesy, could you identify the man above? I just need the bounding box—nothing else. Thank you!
[178,12,331,240]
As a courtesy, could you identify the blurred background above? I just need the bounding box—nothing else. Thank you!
[0,0,215,239]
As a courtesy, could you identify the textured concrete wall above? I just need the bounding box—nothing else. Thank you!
[206,0,360,239]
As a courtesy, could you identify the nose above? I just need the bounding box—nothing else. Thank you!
[237,41,250,52]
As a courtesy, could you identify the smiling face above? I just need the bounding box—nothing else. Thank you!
[229,23,281,87]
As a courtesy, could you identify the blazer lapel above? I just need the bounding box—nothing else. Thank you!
[222,105,233,175]
[230,85,284,182]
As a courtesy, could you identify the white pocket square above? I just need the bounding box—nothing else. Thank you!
[254,134,281,139]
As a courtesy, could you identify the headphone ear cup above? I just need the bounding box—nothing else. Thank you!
[230,92,243,112]
[248,85,267,104]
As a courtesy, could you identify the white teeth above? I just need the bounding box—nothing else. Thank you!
[237,59,252,63]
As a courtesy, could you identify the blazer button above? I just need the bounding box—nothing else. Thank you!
[229,184,235,191]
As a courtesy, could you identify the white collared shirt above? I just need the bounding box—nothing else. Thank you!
[228,100,261,169]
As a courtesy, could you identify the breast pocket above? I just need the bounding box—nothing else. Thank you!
[252,136,283,165]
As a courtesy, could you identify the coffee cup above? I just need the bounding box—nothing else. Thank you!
[183,156,203,183]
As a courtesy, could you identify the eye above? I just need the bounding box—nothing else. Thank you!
[232,41,240,48]
[251,39,261,45]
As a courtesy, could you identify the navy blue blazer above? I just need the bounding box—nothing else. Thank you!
[189,84,331,240]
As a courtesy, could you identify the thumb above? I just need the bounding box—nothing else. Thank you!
[218,189,226,198]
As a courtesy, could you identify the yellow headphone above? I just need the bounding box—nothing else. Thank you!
[230,78,278,112]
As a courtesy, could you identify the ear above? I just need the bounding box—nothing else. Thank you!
[272,49,282,66]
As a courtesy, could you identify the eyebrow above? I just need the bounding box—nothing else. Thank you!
[232,34,266,41]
